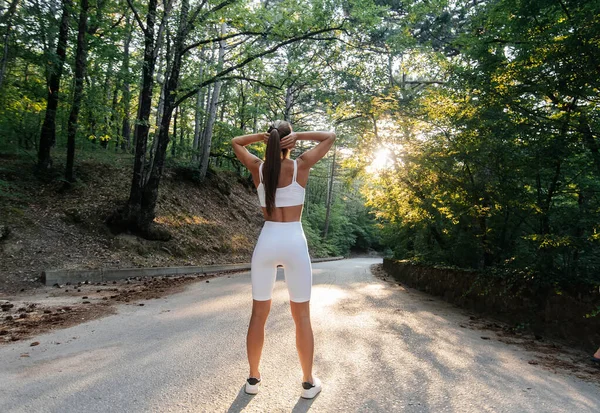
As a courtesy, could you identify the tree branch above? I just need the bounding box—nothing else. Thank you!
[557,0,571,19]
[182,30,265,55]
[196,0,237,25]
[218,75,282,90]
[94,13,125,38]
[185,0,208,31]
[125,0,147,36]
[174,25,343,107]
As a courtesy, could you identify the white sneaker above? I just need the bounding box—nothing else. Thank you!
[245,377,261,395]
[301,377,322,399]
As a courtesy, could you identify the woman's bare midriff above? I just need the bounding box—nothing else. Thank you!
[261,205,303,222]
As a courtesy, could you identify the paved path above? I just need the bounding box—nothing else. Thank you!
[0,258,598,412]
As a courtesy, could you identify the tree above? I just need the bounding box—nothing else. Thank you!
[37,0,71,171]
[64,0,89,183]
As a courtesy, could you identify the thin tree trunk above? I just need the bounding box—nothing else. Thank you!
[179,105,185,152]
[110,82,119,150]
[199,23,226,180]
[197,82,212,153]
[171,105,177,156]
[65,0,89,183]
[284,85,293,122]
[121,14,132,151]
[580,116,600,177]
[155,38,168,127]
[192,83,204,162]
[219,86,226,123]
[322,144,336,238]
[238,79,246,130]
[0,0,19,89]
[37,0,71,170]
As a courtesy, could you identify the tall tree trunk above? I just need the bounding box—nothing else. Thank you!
[322,144,336,238]
[197,82,212,154]
[199,23,226,180]
[252,79,260,133]
[121,14,132,151]
[37,0,70,171]
[154,49,167,129]
[238,79,246,130]
[580,116,600,177]
[284,85,293,122]
[171,105,177,156]
[110,82,119,150]
[136,0,190,234]
[65,0,89,183]
[191,82,204,162]
[147,39,171,178]
[0,0,19,89]
[123,0,159,227]
[179,105,185,152]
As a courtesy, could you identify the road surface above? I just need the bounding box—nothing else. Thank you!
[0,258,598,412]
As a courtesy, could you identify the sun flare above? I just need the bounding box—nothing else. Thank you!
[366,148,393,174]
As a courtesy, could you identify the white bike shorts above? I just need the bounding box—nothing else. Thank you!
[251,221,312,302]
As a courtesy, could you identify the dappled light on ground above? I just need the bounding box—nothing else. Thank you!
[1,259,598,412]
[154,214,215,228]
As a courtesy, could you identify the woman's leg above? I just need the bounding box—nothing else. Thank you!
[247,299,272,378]
[290,300,314,383]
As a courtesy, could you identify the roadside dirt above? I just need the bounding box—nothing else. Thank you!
[0,153,264,295]
[0,270,242,345]
[371,263,600,384]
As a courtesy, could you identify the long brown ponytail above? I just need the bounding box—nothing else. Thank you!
[264,120,291,215]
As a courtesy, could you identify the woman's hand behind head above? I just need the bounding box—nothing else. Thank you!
[280,132,297,149]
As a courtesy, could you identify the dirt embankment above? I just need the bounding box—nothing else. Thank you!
[0,153,264,295]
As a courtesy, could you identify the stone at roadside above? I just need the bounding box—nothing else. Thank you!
[0,225,10,240]
[1,303,14,311]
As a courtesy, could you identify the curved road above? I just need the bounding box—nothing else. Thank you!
[0,258,598,412]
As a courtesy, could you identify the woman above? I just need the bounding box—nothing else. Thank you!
[231,120,335,399]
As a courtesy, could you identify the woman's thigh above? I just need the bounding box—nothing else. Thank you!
[282,239,312,303]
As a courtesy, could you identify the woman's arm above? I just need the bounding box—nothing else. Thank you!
[285,131,336,170]
[231,133,267,169]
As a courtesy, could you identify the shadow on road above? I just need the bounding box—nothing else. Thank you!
[291,393,319,412]
[226,385,253,413]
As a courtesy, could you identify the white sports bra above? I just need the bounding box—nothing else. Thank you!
[257,159,306,208]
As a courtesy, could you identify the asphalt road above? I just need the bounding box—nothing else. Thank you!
[0,258,598,412]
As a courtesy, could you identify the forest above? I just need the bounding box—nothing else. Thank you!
[0,0,599,291]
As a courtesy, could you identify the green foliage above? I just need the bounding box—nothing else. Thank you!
[357,0,600,289]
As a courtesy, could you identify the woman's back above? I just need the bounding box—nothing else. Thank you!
[255,158,307,222]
